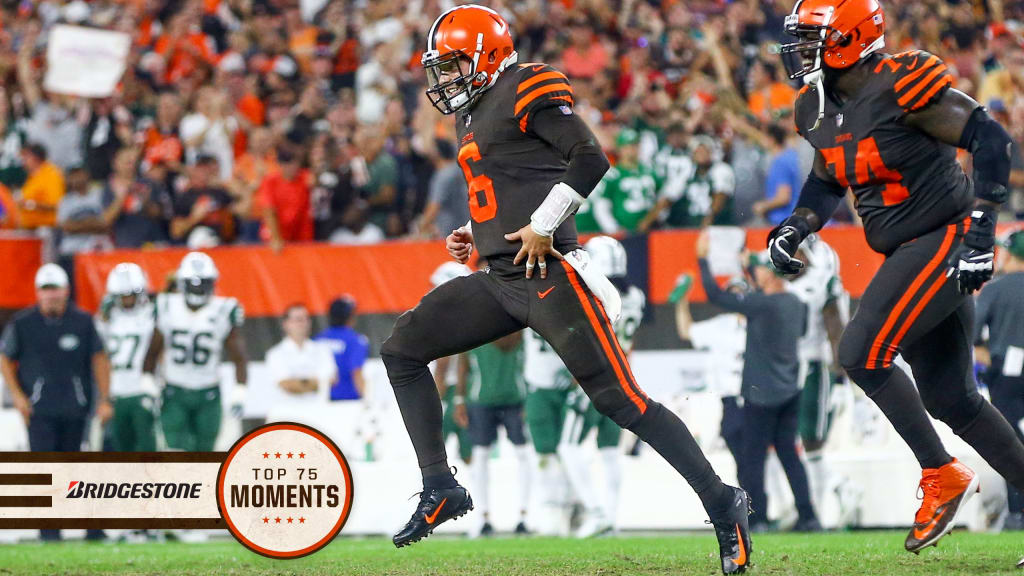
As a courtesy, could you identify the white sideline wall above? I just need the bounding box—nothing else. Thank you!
[0,351,1004,538]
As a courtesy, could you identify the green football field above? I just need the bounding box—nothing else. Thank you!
[0,531,1021,575]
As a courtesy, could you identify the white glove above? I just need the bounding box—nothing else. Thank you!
[230,384,247,419]
[139,373,161,398]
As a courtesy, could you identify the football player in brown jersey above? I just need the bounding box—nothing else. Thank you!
[384,5,751,574]
[771,0,1024,555]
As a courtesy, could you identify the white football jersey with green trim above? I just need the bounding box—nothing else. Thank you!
[96,297,155,398]
[156,293,243,389]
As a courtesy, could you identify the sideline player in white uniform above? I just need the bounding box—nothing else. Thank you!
[556,236,645,538]
[786,235,849,514]
[674,272,748,471]
[96,263,158,452]
[144,252,247,451]
[430,262,475,466]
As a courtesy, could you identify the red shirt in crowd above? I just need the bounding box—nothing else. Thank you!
[259,170,313,242]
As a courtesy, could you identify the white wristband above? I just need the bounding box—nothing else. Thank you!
[530,182,584,237]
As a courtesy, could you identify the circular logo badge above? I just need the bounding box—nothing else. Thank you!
[217,423,354,558]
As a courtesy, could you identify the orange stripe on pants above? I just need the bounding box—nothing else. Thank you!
[881,218,967,365]
[866,224,957,369]
[561,261,647,413]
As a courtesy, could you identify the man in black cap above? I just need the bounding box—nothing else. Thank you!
[0,263,111,541]
[976,229,1024,528]
[695,231,819,532]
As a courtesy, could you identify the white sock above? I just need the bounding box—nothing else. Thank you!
[558,442,600,513]
[515,445,532,523]
[471,445,491,518]
[600,447,621,527]
[806,451,827,516]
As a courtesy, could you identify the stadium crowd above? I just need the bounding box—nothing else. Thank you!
[0,0,1021,259]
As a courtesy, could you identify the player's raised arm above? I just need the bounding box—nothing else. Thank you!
[767,152,846,275]
[905,88,1012,294]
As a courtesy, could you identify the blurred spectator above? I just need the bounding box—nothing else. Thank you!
[56,165,111,266]
[754,123,803,226]
[653,135,735,228]
[329,199,385,245]
[563,18,611,80]
[352,125,399,235]
[260,147,313,251]
[265,304,337,404]
[315,296,369,401]
[416,140,469,239]
[83,99,132,182]
[102,148,173,248]
[0,88,28,190]
[180,87,238,181]
[17,143,64,230]
[142,93,186,177]
[18,32,84,171]
[586,128,659,234]
[746,60,797,124]
[170,155,238,246]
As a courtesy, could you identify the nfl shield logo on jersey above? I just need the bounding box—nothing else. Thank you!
[559,105,572,116]
[836,113,844,127]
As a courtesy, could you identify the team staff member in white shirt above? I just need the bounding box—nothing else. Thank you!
[266,304,337,403]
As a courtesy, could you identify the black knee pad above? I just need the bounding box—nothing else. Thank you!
[921,386,985,432]
[589,387,644,429]
[845,365,895,397]
[623,399,667,435]
[838,323,873,374]
[380,317,429,389]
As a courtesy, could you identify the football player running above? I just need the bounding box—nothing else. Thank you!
[386,5,751,573]
[97,263,159,452]
[143,252,247,452]
[771,0,1024,553]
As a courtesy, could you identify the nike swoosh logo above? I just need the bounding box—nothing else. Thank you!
[537,287,555,299]
[734,523,747,565]
[531,65,544,72]
[912,507,946,540]
[906,55,919,70]
[424,498,447,524]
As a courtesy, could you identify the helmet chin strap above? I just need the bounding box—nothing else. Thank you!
[808,6,834,132]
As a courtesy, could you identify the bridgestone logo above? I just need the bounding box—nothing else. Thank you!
[66,481,202,499]
[229,484,340,508]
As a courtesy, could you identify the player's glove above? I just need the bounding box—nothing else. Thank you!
[139,373,161,398]
[766,216,812,275]
[947,207,996,295]
[230,383,247,419]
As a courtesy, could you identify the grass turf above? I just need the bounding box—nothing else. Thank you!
[0,531,1021,575]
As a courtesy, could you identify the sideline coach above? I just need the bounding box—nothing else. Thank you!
[1,263,113,447]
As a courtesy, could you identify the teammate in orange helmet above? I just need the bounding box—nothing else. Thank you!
[385,5,752,574]
[772,0,1024,554]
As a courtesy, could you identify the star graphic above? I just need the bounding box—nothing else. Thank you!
[275,517,281,524]
[275,452,281,459]
[299,452,305,459]
[287,517,294,524]
[262,517,269,523]
[299,517,305,524]
[262,452,269,459]
[287,452,293,459]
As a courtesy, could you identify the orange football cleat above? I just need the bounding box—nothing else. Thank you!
[904,458,980,553]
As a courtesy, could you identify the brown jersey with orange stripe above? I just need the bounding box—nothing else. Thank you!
[455,62,578,258]
[795,50,972,255]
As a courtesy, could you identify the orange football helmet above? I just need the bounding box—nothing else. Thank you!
[422,4,517,114]
[780,0,885,79]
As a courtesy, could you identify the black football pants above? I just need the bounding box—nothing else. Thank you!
[382,255,730,514]
[839,219,1024,492]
